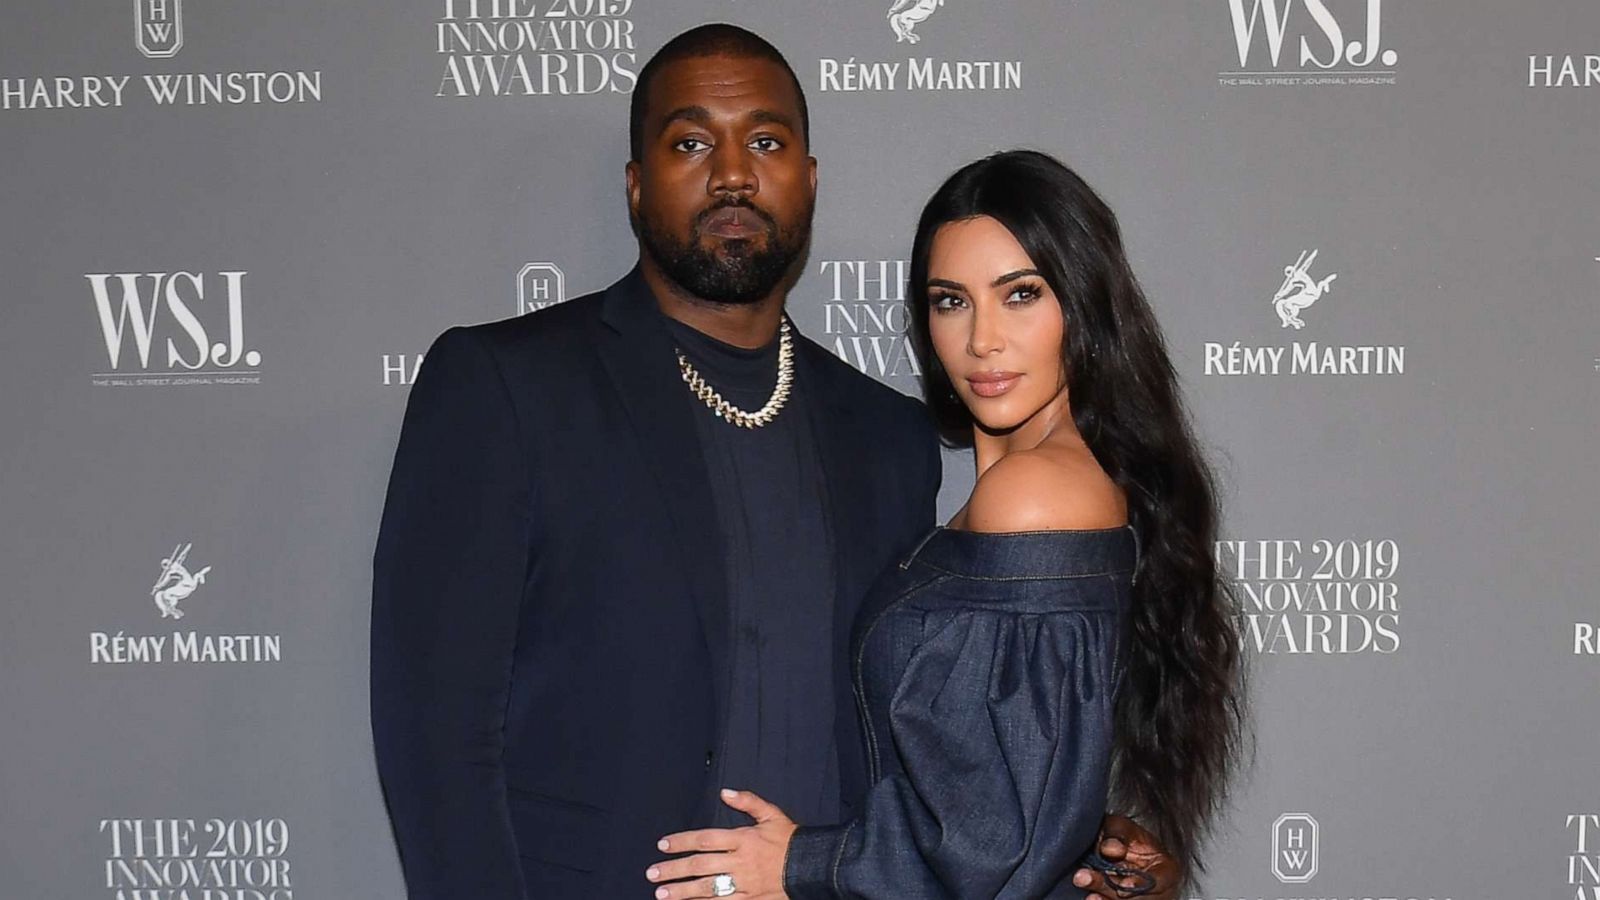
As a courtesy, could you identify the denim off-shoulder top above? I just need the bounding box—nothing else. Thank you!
[784,525,1137,899]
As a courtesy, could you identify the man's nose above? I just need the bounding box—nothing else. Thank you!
[708,142,757,197]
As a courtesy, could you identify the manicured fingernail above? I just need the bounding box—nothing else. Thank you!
[655,889,668,900]
[1073,871,1091,887]
[647,867,660,880]
[658,838,670,851]
[721,788,736,798]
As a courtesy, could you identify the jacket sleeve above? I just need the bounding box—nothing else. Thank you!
[785,607,1120,899]
[370,327,533,899]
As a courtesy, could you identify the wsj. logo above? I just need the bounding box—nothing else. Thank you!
[518,262,566,314]
[1226,0,1396,72]
[136,0,184,59]
[1272,813,1318,883]
[888,0,945,44]
[1274,249,1336,329]
[151,542,209,620]
[87,271,261,377]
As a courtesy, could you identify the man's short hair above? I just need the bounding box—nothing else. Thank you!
[629,23,811,163]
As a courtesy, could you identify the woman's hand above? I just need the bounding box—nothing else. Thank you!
[646,789,796,899]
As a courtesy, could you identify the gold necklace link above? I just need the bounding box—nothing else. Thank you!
[675,319,795,429]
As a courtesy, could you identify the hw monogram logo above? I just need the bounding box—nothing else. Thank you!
[518,262,566,314]
[887,0,945,44]
[136,0,184,59]
[1272,813,1319,883]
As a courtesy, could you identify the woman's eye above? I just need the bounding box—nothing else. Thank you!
[1006,284,1042,305]
[930,293,967,312]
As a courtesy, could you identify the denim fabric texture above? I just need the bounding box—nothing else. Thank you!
[785,526,1136,899]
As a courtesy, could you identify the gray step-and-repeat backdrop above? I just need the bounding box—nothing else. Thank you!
[2,1,1595,897]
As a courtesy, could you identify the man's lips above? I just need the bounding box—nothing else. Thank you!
[965,371,1022,398]
[701,206,766,239]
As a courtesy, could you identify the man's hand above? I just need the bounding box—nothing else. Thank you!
[1072,814,1183,900]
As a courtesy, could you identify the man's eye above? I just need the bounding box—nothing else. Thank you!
[675,138,709,152]
[750,137,782,152]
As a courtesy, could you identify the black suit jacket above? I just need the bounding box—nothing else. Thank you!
[371,268,941,898]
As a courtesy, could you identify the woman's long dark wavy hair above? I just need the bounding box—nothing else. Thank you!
[908,150,1247,879]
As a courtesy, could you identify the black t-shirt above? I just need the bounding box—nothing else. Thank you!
[664,315,841,829]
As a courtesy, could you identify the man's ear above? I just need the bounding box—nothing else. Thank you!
[808,155,817,195]
[625,159,641,220]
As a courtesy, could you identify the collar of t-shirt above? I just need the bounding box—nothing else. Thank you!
[661,314,782,396]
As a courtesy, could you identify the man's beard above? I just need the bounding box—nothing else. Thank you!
[637,198,811,306]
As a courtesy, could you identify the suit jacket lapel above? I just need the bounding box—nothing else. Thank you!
[595,269,731,720]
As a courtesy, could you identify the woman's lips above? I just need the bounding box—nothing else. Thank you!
[965,371,1021,398]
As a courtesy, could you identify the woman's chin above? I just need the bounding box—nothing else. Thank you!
[968,411,1027,435]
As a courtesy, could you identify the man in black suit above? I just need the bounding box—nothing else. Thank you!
[371,23,1174,899]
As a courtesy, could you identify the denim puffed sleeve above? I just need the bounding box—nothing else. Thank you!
[785,605,1121,899]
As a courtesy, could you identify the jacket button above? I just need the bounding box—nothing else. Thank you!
[704,750,714,769]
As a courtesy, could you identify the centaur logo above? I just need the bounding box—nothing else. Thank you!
[89,542,283,664]
[1272,813,1318,882]
[1203,250,1405,377]
[136,0,183,59]
[87,271,262,386]
[151,543,209,620]
[888,0,945,44]
[1222,0,1396,86]
[819,0,1022,93]
[1274,249,1336,329]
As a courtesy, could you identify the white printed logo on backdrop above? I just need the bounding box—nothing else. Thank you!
[1527,54,1600,88]
[887,0,944,44]
[1273,249,1335,329]
[818,259,921,394]
[101,818,294,898]
[151,543,209,620]
[1,2,321,110]
[1271,813,1319,883]
[1203,249,1405,377]
[1220,0,1397,87]
[818,0,1023,93]
[1216,539,1401,654]
[383,261,573,386]
[90,542,283,664]
[519,262,567,314]
[1570,814,1600,898]
[135,0,183,58]
[88,271,264,387]
[433,0,639,98]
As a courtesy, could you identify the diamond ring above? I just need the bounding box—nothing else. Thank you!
[712,873,737,897]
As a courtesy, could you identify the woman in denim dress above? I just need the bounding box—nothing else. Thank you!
[647,151,1247,899]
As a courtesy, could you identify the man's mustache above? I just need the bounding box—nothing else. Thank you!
[695,198,779,232]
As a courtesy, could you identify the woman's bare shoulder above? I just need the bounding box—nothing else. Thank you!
[962,447,1127,533]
